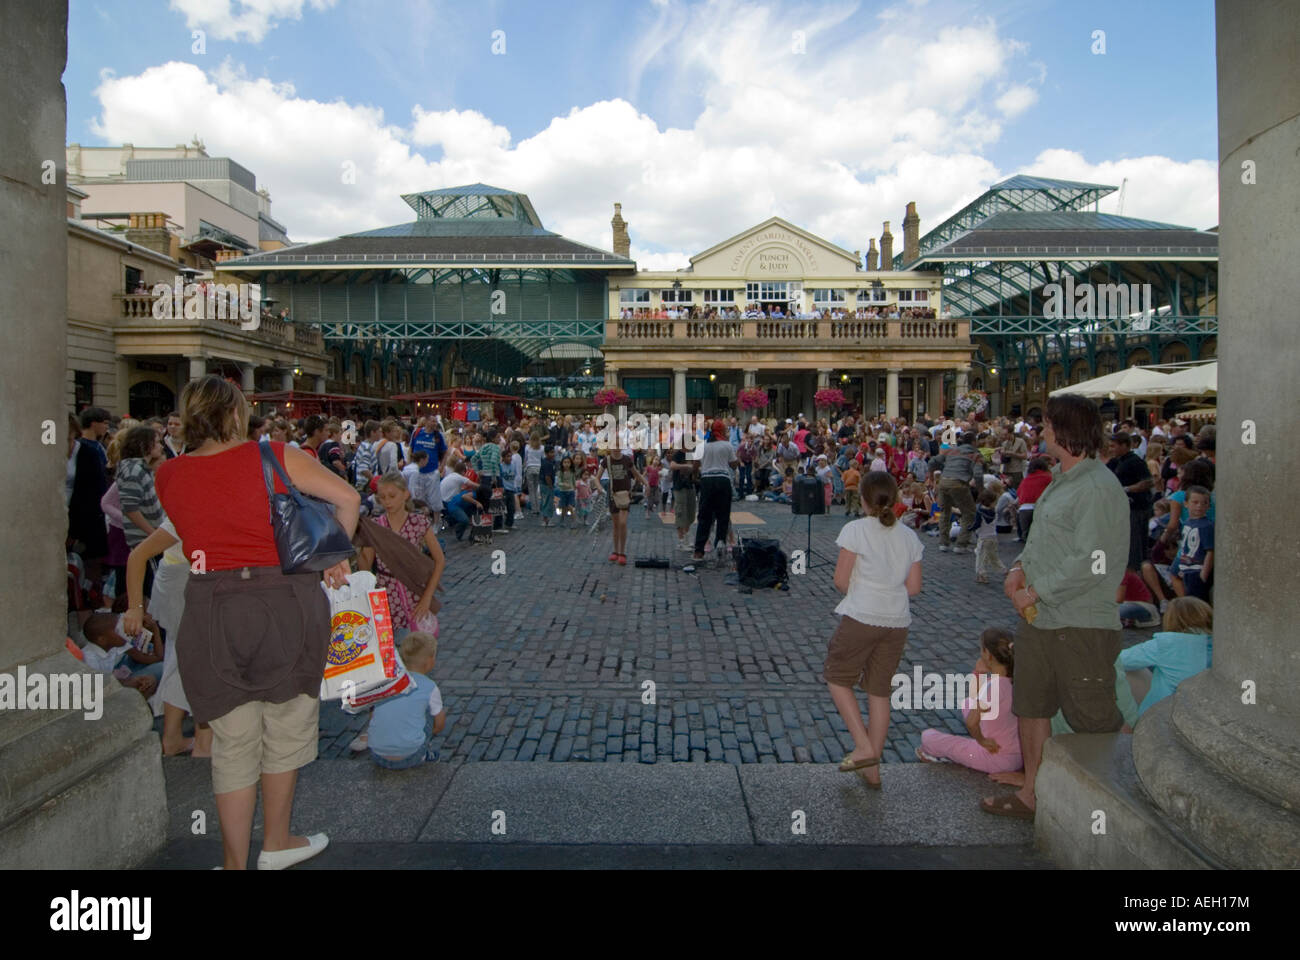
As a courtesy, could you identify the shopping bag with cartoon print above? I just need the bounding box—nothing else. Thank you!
[320,571,392,699]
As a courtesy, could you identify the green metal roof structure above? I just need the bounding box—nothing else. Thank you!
[216,185,635,385]
[892,175,1116,271]
[898,177,1219,399]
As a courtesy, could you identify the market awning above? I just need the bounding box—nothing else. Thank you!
[1050,366,1173,399]
[1142,361,1217,397]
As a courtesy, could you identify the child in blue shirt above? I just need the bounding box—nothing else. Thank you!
[1119,596,1213,719]
[1169,486,1213,600]
[369,632,447,769]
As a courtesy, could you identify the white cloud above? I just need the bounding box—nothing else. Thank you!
[1021,149,1219,229]
[88,1,1217,263]
[996,84,1038,117]
[169,0,336,44]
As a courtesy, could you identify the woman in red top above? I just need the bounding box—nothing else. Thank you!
[123,376,359,871]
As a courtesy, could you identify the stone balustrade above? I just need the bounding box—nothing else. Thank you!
[605,316,968,345]
[114,293,324,351]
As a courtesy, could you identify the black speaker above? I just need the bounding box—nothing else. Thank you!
[791,474,825,515]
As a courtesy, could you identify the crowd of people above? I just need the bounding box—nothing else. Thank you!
[618,303,945,322]
[61,380,1216,863]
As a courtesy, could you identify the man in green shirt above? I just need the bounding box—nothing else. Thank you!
[984,394,1128,822]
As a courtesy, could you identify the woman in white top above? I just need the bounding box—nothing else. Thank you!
[825,470,923,788]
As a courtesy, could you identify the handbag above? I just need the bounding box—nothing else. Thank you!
[261,442,356,573]
[612,489,631,510]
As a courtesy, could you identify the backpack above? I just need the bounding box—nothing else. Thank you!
[734,538,788,589]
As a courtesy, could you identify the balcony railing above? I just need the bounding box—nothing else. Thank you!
[606,317,968,346]
[114,293,324,351]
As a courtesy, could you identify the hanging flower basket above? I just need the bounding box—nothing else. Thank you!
[814,388,846,409]
[955,390,989,417]
[593,387,629,408]
[737,387,769,410]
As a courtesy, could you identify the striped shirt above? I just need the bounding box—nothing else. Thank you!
[115,457,167,548]
[353,440,376,490]
[472,442,501,478]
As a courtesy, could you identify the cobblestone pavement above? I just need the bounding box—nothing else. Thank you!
[318,498,1148,764]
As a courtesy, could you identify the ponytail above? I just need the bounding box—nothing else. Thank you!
[860,471,899,527]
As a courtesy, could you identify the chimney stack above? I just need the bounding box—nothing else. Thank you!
[879,222,894,271]
[903,201,920,265]
[611,202,630,257]
[866,238,879,271]
[124,211,173,257]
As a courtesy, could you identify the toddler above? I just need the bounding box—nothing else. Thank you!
[658,460,672,507]
[644,456,661,513]
[918,628,1021,773]
[842,462,862,516]
[369,631,447,769]
[972,486,1005,584]
[994,482,1017,533]
[576,470,593,521]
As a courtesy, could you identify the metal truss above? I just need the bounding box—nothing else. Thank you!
[319,319,605,341]
[970,315,1218,336]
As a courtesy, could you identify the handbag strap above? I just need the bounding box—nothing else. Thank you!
[260,442,305,520]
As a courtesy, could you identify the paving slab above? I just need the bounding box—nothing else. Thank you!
[162,757,457,843]
[418,761,752,844]
[738,762,1034,846]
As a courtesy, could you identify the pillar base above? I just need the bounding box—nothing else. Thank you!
[1132,672,1300,870]
[0,650,168,869]
[1034,733,1214,869]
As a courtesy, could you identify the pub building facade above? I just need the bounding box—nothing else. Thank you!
[599,202,974,423]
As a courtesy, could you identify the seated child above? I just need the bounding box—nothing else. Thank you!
[994,483,1017,534]
[81,611,164,700]
[972,486,1005,584]
[1117,568,1161,628]
[1168,487,1213,600]
[368,631,447,769]
[1147,498,1173,564]
[917,628,1021,773]
[1119,596,1213,720]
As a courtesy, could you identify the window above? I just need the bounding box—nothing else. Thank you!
[619,289,650,304]
[124,266,142,294]
[896,289,930,303]
[746,282,794,302]
[812,289,847,304]
[661,288,693,303]
[326,356,337,380]
[857,286,887,303]
[74,370,94,410]
[623,377,670,400]
[702,289,736,303]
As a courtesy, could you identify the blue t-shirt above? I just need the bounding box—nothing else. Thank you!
[1171,515,1213,573]
[368,673,443,759]
[540,458,556,484]
[1119,631,1212,718]
[410,428,447,475]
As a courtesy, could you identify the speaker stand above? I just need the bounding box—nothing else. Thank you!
[787,511,833,571]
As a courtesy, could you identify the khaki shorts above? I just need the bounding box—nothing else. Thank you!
[674,486,697,529]
[208,693,320,794]
[823,616,908,697]
[1012,621,1122,731]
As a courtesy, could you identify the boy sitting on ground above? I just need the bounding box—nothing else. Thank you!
[81,611,163,699]
[368,631,447,769]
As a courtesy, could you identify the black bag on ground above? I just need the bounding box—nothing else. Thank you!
[734,537,787,588]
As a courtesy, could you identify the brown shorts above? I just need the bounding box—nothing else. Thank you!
[1013,621,1123,731]
[823,616,908,697]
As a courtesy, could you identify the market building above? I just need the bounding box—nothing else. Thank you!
[600,203,969,421]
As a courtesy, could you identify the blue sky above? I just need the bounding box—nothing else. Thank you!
[66,0,1219,261]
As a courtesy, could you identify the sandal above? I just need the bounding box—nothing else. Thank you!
[838,753,880,773]
[617,554,627,565]
[980,794,1036,821]
[856,767,881,790]
[915,746,949,764]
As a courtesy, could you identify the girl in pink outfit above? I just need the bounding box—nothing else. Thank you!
[917,628,1022,774]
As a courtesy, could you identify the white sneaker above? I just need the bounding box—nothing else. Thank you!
[257,833,329,871]
[348,732,368,752]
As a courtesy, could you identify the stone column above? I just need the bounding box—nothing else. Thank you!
[280,368,295,392]
[188,356,207,382]
[240,362,255,392]
[313,375,326,394]
[743,369,756,388]
[673,367,687,414]
[885,368,900,420]
[929,374,942,419]
[955,366,969,397]
[1127,0,1300,868]
[0,0,165,869]
[816,369,831,389]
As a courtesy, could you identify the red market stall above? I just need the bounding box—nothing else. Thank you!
[389,387,525,423]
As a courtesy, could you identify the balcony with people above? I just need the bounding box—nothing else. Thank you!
[113,279,325,352]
